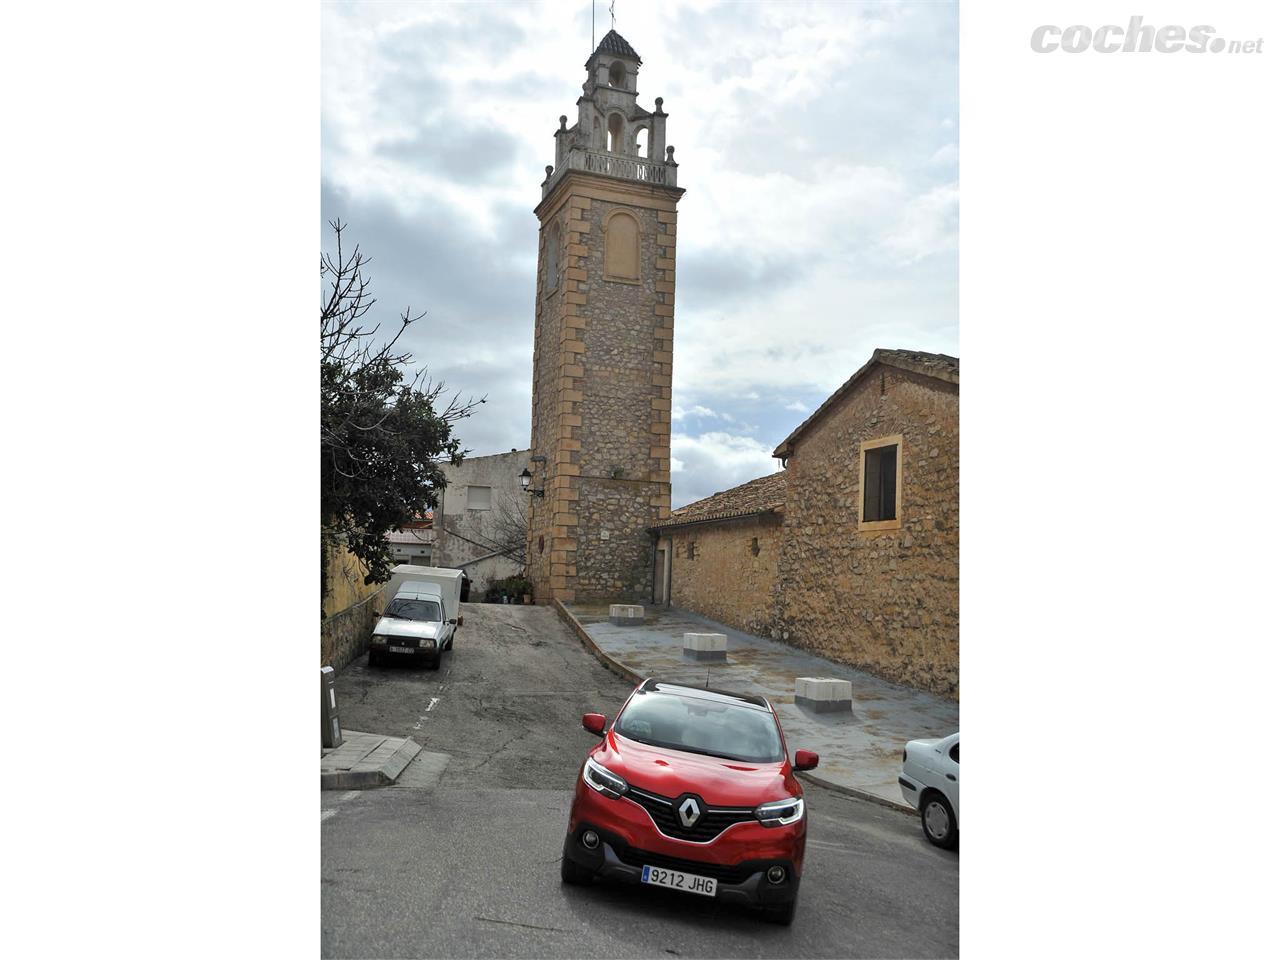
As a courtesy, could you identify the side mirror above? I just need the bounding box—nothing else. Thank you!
[448,618,458,625]
[582,713,607,736]
[794,750,819,771]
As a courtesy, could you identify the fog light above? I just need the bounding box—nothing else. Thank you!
[766,865,786,884]
[581,830,599,850]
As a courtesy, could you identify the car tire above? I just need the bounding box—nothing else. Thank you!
[560,857,594,885]
[367,649,380,667]
[762,897,797,926]
[920,791,958,849]
[428,653,441,670]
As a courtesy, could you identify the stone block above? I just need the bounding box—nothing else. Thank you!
[683,632,727,661]
[794,677,853,713]
[609,603,646,626]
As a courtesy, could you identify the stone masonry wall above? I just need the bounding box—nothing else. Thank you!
[777,367,959,697]
[666,512,784,638]
[528,174,679,604]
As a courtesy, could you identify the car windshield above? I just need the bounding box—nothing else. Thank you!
[383,599,442,622]
[614,691,783,763]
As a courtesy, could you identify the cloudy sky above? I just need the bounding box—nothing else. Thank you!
[322,0,957,508]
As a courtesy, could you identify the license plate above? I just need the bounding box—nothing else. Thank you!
[389,645,414,654]
[641,864,717,897]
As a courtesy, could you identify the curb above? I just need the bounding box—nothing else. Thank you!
[554,601,917,816]
[321,736,422,790]
[553,600,645,685]
[796,771,915,815]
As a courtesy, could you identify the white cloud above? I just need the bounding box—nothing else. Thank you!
[883,182,959,265]
[323,0,957,507]
[670,430,781,507]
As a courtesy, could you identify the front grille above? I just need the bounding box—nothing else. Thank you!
[612,844,757,885]
[626,787,757,843]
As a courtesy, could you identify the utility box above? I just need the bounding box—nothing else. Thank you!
[321,666,343,748]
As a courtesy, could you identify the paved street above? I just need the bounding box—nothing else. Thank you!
[324,603,958,958]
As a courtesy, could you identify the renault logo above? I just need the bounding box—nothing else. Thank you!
[677,796,702,828]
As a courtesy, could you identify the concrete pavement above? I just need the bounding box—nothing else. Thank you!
[321,731,422,790]
[323,602,959,958]
[563,603,959,810]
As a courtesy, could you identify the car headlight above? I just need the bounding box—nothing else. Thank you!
[582,756,629,800]
[370,635,388,645]
[754,796,805,827]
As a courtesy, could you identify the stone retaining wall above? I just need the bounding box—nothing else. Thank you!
[321,587,385,671]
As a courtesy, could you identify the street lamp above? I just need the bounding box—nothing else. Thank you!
[520,466,544,497]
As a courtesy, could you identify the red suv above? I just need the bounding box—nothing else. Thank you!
[560,678,819,925]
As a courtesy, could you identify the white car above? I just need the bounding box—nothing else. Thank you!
[899,732,959,849]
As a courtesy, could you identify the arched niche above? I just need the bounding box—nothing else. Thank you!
[604,210,640,282]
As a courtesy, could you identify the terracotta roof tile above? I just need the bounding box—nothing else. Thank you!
[653,471,787,530]
[773,348,958,458]
[591,29,641,62]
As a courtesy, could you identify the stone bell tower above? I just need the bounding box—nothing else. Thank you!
[526,29,683,604]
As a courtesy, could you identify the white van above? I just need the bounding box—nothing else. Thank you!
[368,566,465,669]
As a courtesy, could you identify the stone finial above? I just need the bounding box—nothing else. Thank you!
[543,164,554,181]
[559,115,568,131]
[665,145,676,163]
[654,96,664,112]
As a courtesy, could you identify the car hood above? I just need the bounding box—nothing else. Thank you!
[594,730,797,806]
[372,618,443,641]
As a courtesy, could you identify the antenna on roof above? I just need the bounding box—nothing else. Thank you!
[591,0,595,52]
[705,666,710,689]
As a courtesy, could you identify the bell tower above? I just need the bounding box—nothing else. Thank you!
[527,29,683,604]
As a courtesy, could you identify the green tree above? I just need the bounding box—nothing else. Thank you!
[321,220,481,601]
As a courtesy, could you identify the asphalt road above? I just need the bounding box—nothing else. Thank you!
[323,603,959,958]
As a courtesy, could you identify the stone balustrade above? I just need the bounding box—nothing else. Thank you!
[543,148,678,196]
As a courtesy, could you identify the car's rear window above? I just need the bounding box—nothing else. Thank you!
[614,691,783,763]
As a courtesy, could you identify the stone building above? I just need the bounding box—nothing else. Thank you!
[525,30,683,604]
[651,349,959,698]
[436,449,530,596]
[651,472,788,639]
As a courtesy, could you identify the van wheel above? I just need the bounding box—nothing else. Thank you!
[428,654,441,670]
[367,650,380,667]
[921,792,958,849]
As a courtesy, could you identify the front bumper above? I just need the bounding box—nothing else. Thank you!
[369,638,439,659]
[563,822,799,908]
[563,777,805,908]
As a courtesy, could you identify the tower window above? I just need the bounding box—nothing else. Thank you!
[604,210,640,282]
[635,125,649,160]
[608,61,626,88]
[607,113,625,153]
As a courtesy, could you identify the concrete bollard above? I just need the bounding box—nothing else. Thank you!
[683,632,728,661]
[609,603,646,626]
[794,677,853,713]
